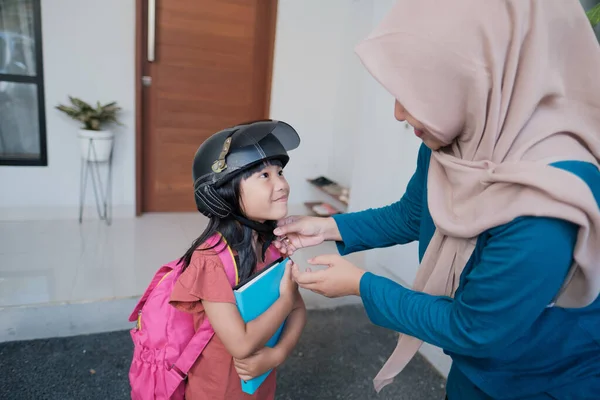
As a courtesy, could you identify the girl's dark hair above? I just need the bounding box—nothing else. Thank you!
[180,159,282,282]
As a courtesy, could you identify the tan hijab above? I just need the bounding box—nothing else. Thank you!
[355,0,600,392]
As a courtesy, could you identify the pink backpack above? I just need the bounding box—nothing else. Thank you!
[128,234,237,400]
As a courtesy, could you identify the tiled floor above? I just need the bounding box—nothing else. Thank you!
[0,213,208,307]
[0,211,364,342]
[0,211,363,309]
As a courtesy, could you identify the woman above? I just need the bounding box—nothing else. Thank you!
[274,1,600,399]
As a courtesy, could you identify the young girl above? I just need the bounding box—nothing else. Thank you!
[169,120,306,399]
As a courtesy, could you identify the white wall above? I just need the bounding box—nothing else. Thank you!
[269,0,374,205]
[0,0,136,219]
[346,0,452,376]
[349,0,423,285]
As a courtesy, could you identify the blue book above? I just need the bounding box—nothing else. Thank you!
[233,257,288,395]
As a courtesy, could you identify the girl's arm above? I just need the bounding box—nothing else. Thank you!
[271,288,307,363]
[202,263,297,360]
[233,289,306,381]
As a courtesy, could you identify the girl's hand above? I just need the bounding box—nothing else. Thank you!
[279,260,298,305]
[291,254,365,298]
[234,347,281,381]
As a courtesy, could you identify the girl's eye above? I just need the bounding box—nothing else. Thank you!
[278,170,284,176]
[260,172,269,178]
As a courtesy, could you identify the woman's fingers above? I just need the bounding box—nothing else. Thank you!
[274,236,297,255]
[308,254,340,266]
[298,282,325,294]
[291,264,327,285]
[274,219,301,236]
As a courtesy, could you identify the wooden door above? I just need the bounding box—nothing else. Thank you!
[136,0,278,213]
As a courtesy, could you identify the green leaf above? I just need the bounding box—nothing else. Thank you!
[102,101,117,108]
[56,97,122,131]
[587,3,600,27]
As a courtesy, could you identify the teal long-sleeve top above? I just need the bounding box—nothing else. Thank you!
[333,144,600,400]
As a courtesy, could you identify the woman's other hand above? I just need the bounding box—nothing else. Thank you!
[291,254,365,298]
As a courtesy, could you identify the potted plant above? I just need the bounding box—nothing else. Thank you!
[56,96,122,162]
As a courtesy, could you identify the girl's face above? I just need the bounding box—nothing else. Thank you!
[394,100,445,151]
[239,163,290,222]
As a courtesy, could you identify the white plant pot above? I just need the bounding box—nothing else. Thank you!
[78,129,114,162]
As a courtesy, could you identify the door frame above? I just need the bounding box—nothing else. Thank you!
[134,0,279,216]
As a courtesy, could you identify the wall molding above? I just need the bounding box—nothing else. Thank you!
[0,205,136,221]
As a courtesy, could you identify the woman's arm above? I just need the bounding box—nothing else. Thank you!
[359,216,578,357]
[203,264,297,360]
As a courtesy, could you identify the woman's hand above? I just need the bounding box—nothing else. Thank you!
[273,216,341,255]
[234,347,281,382]
[291,254,366,298]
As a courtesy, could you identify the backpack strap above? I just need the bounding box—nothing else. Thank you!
[167,315,216,387]
[209,233,239,287]
[168,233,239,383]
[267,244,282,262]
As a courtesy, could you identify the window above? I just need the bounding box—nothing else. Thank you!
[0,0,46,166]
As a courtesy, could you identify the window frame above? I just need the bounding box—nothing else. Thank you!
[0,0,47,166]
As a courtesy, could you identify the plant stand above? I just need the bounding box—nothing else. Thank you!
[78,137,113,225]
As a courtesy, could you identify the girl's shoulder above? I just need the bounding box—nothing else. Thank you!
[188,246,226,271]
[170,248,236,311]
[181,247,236,287]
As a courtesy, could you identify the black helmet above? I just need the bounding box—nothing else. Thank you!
[192,120,300,218]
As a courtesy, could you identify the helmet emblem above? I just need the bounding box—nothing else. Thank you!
[211,136,232,173]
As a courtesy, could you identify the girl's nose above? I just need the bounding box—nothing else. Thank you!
[276,177,290,192]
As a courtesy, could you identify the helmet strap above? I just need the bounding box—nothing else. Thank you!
[231,214,276,261]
